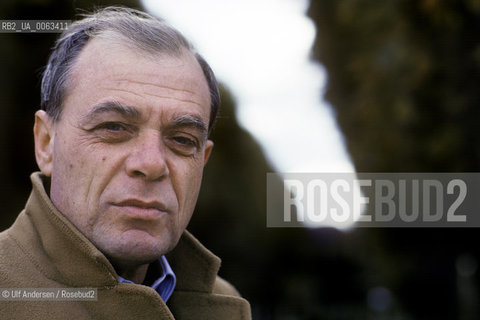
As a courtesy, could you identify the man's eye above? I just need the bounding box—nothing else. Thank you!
[90,122,135,143]
[97,122,127,131]
[173,136,196,146]
[167,135,199,156]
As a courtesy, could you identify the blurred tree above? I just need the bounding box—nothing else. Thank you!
[309,0,480,172]
[309,0,480,319]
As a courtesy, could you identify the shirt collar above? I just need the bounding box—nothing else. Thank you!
[118,255,176,302]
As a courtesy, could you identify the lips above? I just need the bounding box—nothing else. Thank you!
[111,199,168,220]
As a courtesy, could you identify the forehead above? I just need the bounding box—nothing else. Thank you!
[64,37,211,118]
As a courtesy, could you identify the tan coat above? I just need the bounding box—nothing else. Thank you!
[0,173,251,319]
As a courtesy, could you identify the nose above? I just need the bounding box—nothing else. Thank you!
[125,131,169,181]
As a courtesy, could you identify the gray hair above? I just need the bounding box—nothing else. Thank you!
[41,6,220,134]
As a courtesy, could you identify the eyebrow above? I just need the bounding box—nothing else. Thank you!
[83,101,208,140]
[82,101,141,123]
[170,115,209,141]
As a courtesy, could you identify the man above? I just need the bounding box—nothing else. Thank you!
[0,7,251,319]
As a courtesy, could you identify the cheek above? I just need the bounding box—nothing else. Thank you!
[52,135,114,208]
[171,159,205,216]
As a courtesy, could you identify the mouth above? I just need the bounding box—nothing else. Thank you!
[111,199,169,221]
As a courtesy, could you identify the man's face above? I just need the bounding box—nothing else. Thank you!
[35,38,213,268]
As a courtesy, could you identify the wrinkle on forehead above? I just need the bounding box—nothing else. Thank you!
[100,86,206,108]
[114,78,197,95]
[100,87,144,99]
[107,76,206,107]
[142,93,204,107]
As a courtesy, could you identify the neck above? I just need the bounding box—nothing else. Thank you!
[116,263,149,284]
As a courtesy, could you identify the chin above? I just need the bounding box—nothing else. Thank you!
[98,230,176,265]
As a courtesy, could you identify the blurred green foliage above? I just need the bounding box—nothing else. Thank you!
[309,0,480,173]
[308,0,480,319]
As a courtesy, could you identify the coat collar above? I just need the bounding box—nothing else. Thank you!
[10,172,118,287]
[166,230,221,293]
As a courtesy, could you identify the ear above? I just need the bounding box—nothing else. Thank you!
[203,140,214,166]
[33,110,55,177]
